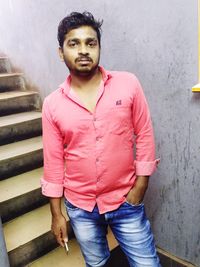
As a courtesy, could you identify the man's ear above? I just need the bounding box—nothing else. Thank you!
[58,47,64,61]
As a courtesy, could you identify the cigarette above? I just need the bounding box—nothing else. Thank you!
[64,241,69,254]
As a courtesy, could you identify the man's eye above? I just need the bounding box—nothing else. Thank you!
[88,42,97,47]
[69,42,77,47]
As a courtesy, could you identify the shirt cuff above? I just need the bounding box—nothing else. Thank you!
[40,177,64,197]
[135,159,160,176]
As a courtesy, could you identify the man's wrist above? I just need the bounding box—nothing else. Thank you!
[52,212,63,219]
[50,197,63,218]
[135,176,149,189]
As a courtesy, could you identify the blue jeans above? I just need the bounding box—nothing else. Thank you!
[64,199,161,267]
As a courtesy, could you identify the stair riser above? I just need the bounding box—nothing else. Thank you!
[8,223,74,267]
[0,76,25,92]
[0,189,48,223]
[0,150,43,180]
[0,119,42,145]
[0,58,11,73]
[0,94,41,116]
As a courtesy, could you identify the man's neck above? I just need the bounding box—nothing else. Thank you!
[70,67,102,92]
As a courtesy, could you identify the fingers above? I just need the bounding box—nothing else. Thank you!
[51,219,68,247]
[56,230,65,247]
[61,224,68,243]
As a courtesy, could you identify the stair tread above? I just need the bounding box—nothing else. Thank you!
[0,167,43,202]
[0,91,38,100]
[4,203,68,252]
[0,72,23,78]
[0,136,42,161]
[27,229,118,267]
[0,111,41,127]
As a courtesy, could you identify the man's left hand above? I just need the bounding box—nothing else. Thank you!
[126,176,149,205]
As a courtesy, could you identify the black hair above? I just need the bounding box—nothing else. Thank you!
[57,11,103,48]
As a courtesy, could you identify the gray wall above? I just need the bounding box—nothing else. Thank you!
[0,0,199,265]
[0,218,10,267]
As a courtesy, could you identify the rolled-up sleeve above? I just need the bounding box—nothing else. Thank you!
[40,98,65,197]
[132,78,159,176]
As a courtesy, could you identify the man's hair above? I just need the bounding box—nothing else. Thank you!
[57,11,103,48]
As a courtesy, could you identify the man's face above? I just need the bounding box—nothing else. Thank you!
[59,25,100,76]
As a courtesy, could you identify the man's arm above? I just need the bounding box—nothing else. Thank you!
[127,76,159,204]
[40,98,68,246]
[50,198,68,247]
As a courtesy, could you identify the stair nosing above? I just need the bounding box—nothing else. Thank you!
[0,73,23,78]
[0,91,39,101]
[0,111,42,127]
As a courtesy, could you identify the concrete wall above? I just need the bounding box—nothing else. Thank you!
[0,218,10,267]
[0,0,199,265]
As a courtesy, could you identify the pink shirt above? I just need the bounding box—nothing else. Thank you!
[41,66,159,214]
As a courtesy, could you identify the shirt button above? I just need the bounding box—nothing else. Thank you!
[96,137,100,141]
[96,158,99,162]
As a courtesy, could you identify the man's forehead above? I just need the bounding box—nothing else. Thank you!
[65,26,98,40]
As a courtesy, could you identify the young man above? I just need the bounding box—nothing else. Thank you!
[41,11,160,267]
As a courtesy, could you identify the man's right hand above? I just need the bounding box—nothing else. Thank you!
[51,214,68,247]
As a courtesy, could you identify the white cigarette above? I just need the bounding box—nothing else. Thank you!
[64,241,69,254]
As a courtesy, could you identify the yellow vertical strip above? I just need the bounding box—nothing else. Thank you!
[198,0,200,82]
[192,1,200,91]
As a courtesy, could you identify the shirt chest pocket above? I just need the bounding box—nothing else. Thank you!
[108,107,131,135]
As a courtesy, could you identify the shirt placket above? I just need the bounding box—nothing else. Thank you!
[93,83,106,197]
[66,75,108,199]
[93,116,102,182]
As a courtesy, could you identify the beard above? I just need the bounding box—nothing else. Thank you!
[63,55,100,77]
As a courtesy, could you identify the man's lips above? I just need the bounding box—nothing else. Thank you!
[76,57,92,63]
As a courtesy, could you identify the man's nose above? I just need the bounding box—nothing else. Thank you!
[78,44,89,55]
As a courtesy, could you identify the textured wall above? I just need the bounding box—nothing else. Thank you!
[0,218,10,267]
[0,0,199,265]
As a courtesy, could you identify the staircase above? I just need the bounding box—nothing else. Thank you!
[0,56,52,266]
[0,57,122,267]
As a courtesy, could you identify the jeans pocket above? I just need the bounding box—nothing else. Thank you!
[124,200,144,207]
[64,199,79,210]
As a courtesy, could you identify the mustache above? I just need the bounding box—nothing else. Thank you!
[76,57,93,63]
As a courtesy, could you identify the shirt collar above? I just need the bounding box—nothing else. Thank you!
[60,66,112,96]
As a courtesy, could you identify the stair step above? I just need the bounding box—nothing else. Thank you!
[0,111,42,127]
[0,73,25,91]
[0,136,42,161]
[0,91,41,116]
[0,111,42,145]
[0,167,43,202]
[4,204,55,251]
[27,229,118,267]
[28,239,85,267]
[0,167,48,222]
[0,136,43,180]
[0,57,12,73]
[3,203,72,267]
